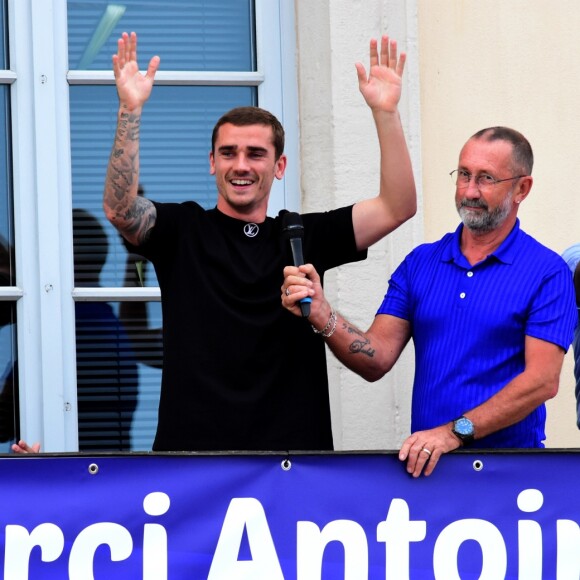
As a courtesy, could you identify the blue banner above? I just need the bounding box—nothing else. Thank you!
[1,451,579,579]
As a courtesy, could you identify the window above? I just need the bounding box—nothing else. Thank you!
[0,0,17,453]
[5,0,297,451]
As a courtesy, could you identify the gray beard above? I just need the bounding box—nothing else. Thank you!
[457,191,513,233]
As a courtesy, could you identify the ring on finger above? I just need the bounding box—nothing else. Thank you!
[285,287,291,296]
[421,448,432,456]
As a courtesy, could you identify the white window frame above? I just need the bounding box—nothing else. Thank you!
[7,0,299,451]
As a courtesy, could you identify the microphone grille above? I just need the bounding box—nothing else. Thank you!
[281,211,304,239]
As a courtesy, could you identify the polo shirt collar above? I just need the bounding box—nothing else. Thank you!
[443,218,522,266]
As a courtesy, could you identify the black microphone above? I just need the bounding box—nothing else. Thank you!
[281,211,312,317]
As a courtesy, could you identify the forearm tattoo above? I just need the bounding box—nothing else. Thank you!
[345,324,375,358]
[104,110,154,242]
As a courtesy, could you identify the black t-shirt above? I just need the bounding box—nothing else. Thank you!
[136,201,366,451]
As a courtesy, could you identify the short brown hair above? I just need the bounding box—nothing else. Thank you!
[211,106,285,160]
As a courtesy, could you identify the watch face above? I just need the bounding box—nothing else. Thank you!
[455,417,474,436]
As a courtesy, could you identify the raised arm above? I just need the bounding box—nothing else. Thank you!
[352,35,417,250]
[103,32,160,246]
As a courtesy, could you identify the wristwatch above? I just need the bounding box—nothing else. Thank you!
[452,415,475,445]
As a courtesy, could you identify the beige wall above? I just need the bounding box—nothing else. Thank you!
[295,0,579,449]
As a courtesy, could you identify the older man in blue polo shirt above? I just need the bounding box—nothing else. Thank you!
[282,126,577,477]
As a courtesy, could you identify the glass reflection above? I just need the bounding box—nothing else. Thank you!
[0,303,17,452]
[0,0,7,69]
[76,300,162,451]
[73,208,162,451]
[0,56,15,450]
[0,85,14,286]
[67,0,255,71]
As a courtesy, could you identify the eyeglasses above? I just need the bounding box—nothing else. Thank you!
[450,169,526,191]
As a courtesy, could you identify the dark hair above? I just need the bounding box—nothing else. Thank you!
[470,126,533,175]
[211,106,285,160]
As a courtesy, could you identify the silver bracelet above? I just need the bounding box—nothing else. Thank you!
[312,309,337,338]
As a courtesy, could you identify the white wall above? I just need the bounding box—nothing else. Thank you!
[295,0,422,450]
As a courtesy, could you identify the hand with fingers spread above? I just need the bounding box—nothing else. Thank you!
[350,34,415,250]
[355,35,406,115]
[113,31,160,112]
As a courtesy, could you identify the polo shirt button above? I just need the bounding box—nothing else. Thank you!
[467,271,473,277]
[460,292,466,299]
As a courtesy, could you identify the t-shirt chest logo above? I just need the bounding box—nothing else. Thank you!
[243,223,259,238]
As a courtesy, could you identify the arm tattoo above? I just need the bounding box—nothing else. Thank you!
[117,111,141,142]
[104,111,144,232]
[122,196,156,243]
[106,113,141,202]
[107,150,138,203]
[346,324,375,358]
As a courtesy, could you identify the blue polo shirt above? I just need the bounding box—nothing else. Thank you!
[378,219,576,448]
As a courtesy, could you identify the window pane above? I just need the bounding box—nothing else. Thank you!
[67,0,255,71]
[72,208,109,287]
[76,300,162,451]
[0,85,14,286]
[70,84,256,287]
[0,0,7,69]
[0,305,17,452]
[0,52,15,451]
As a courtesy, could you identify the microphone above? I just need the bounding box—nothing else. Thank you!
[281,211,312,317]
